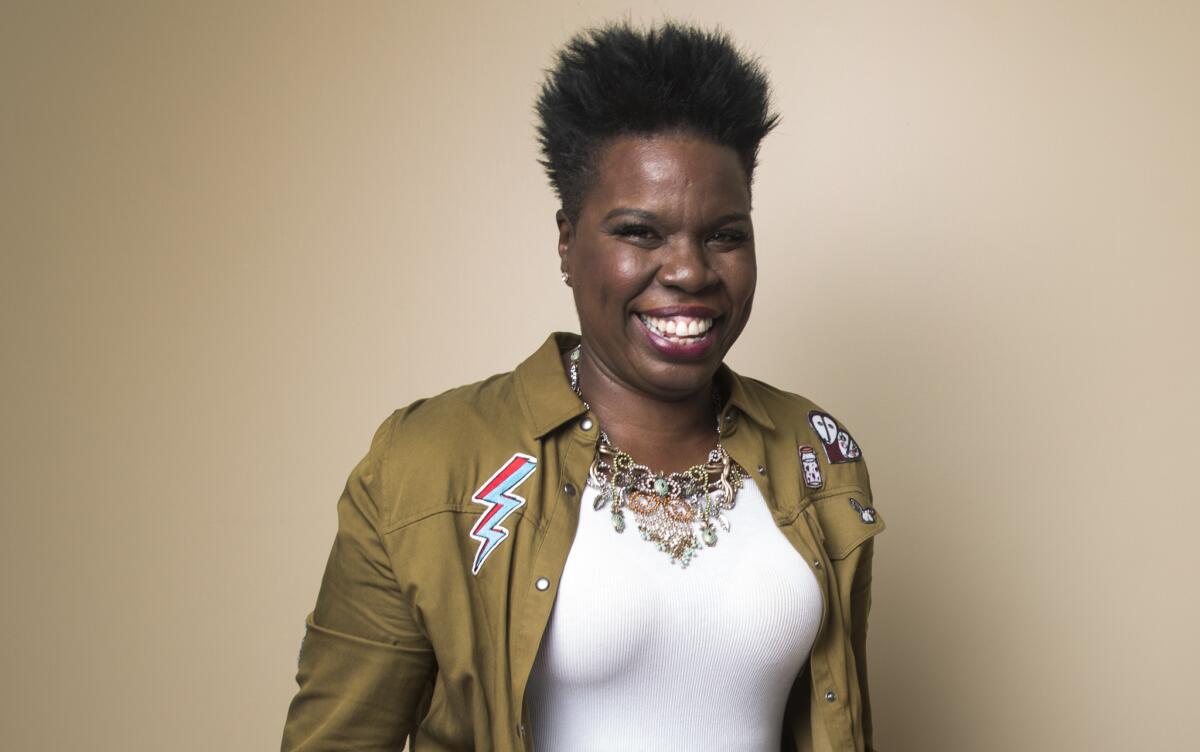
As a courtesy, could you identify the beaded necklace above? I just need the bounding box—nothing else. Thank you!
[567,346,746,567]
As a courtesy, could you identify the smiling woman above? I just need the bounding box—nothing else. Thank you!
[282,20,883,752]
[560,134,757,408]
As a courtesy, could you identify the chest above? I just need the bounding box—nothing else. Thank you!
[531,478,824,684]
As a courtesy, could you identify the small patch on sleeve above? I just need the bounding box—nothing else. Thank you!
[849,497,877,524]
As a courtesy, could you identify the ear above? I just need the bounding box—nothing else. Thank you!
[556,209,574,283]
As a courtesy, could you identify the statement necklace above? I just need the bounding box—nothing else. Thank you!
[567,346,746,567]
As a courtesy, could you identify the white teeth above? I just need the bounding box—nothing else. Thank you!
[639,314,715,341]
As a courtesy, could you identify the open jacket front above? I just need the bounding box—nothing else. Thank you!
[282,332,884,751]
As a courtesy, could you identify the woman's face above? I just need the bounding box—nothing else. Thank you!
[558,132,757,401]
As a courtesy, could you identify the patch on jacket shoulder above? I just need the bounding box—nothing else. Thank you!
[470,453,537,575]
[808,411,863,464]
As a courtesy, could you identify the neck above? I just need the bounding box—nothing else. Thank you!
[569,348,720,474]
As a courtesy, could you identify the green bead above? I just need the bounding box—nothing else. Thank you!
[611,512,625,533]
[653,478,669,496]
[702,526,717,546]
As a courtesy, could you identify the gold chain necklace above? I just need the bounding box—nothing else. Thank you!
[567,346,746,567]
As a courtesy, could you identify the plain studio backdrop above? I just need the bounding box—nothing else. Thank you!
[2,2,1197,750]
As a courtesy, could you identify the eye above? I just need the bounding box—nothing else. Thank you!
[706,228,750,248]
[610,223,661,246]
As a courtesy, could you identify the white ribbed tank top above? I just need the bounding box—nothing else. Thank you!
[525,477,823,752]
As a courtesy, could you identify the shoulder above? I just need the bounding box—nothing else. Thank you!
[389,368,525,449]
[359,367,530,526]
[737,375,883,553]
[735,374,823,422]
[734,373,873,494]
[737,374,867,446]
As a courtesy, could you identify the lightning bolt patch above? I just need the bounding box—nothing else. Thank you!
[469,452,537,575]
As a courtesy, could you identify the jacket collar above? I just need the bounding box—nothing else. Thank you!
[515,332,775,438]
[715,359,776,431]
[514,332,587,438]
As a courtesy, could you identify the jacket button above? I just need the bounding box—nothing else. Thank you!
[756,465,766,475]
[812,559,822,569]
[517,723,526,737]
[825,690,838,703]
[535,577,550,591]
[563,483,576,496]
[581,417,594,431]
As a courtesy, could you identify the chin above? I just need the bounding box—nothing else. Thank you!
[636,352,725,397]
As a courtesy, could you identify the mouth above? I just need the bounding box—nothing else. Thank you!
[633,307,722,358]
[636,312,716,344]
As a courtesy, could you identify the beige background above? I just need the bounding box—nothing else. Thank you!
[2,1,1197,750]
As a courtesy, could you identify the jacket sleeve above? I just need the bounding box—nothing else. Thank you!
[282,412,437,751]
[851,450,881,752]
[850,536,877,752]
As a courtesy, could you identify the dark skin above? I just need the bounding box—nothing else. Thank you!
[557,132,757,473]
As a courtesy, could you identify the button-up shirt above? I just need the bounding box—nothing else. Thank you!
[282,332,884,751]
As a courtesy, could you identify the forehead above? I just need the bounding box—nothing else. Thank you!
[585,133,751,219]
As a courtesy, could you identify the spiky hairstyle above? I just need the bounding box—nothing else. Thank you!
[536,21,780,221]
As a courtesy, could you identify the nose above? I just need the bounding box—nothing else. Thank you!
[656,235,718,292]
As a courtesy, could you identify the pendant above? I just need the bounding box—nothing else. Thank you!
[580,433,745,567]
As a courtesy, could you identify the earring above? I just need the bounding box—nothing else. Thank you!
[561,272,570,285]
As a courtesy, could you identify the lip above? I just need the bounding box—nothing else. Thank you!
[637,305,722,319]
[633,312,720,360]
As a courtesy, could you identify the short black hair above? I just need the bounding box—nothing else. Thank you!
[536,21,780,221]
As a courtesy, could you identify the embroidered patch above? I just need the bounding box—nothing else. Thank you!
[470,453,537,575]
[849,497,877,524]
[799,445,824,489]
[809,411,862,464]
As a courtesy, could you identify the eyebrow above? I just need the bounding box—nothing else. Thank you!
[602,208,751,225]
[602,208,659,223]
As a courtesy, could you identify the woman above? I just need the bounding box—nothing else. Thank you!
[282,21,882,752]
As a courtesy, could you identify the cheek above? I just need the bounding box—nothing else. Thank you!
[720,255,757,303]
[586,245,651,295]
[610,252,648,285]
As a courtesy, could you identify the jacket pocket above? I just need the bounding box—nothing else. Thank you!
[808,486,885,560]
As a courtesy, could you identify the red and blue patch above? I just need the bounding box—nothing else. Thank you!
[469,453,537,575]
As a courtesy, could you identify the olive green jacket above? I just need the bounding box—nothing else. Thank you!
[282,332,884,751]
